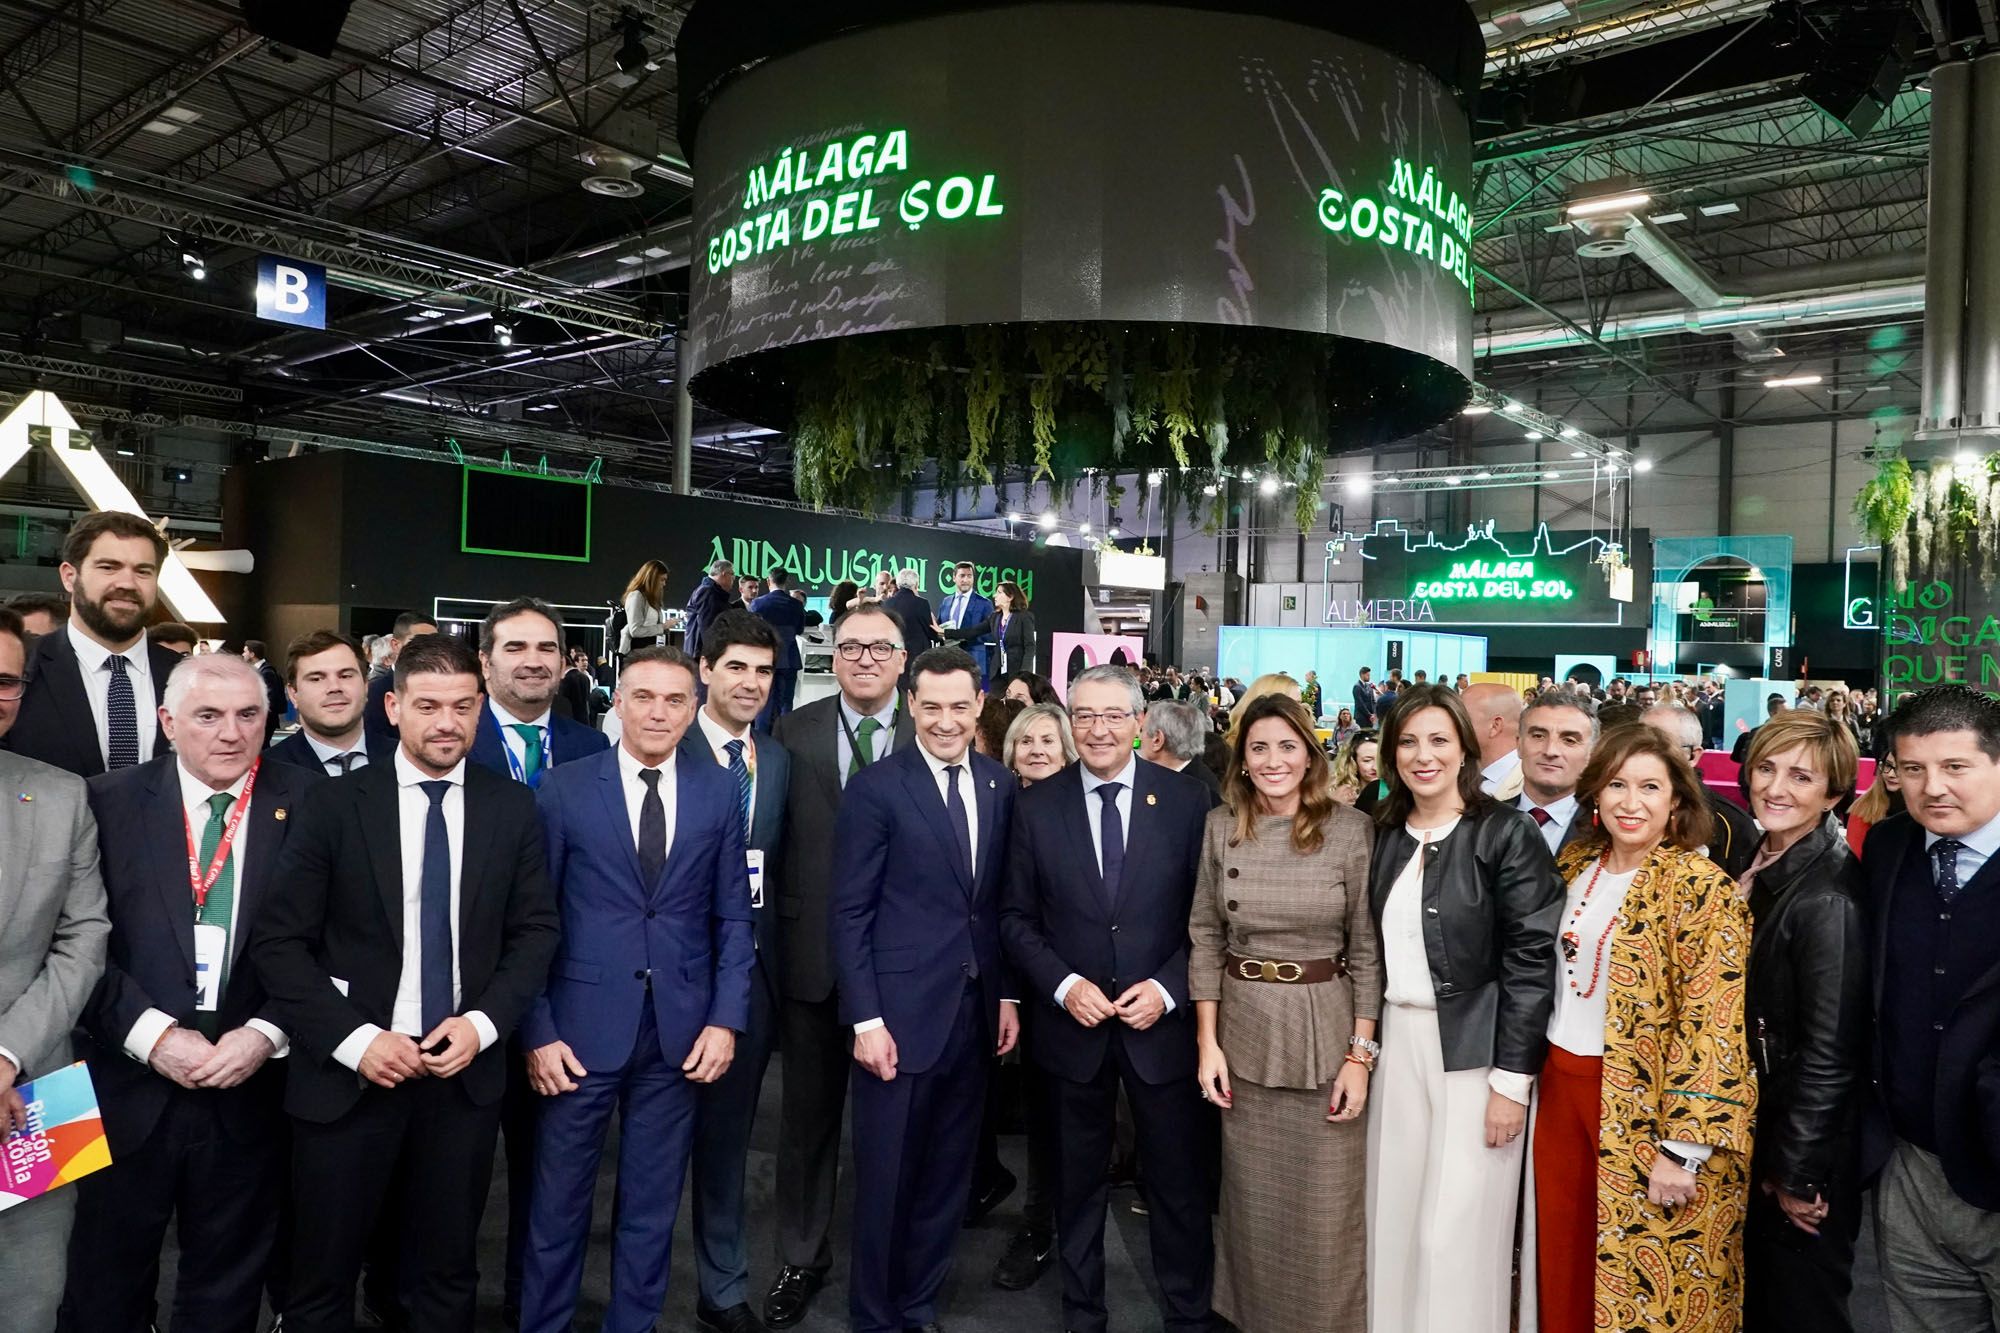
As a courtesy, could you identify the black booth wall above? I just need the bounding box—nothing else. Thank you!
[223,453,1086,654]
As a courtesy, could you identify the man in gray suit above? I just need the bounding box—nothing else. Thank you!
[0,604,112,1332]
[761,604,912,1329]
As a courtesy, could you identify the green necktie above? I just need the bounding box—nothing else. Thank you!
[848,716,882,780]
[508,723,546,783]
[195,790,235,1040]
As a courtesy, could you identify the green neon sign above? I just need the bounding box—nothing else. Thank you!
[1409,558,1574,602]
[1317,155,1474,304]
[705,127,1008,274]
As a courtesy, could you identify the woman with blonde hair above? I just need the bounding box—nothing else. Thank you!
[620,558,668,655]
[1331,729,1380,816]
[1002,702,1077,785]
[1223,673,1301,743]
[1190,694,1380,1332]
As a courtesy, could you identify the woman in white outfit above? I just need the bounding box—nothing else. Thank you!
[619,558,668,657]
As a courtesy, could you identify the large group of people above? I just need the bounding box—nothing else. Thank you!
[0,510,1993,1333]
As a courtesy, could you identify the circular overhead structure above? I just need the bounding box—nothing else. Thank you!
[677,0,1484,515]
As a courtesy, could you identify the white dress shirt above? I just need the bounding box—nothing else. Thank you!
[942,590,976,629]
[305,730,371,776]
[491,699,552,783]
[696,706,756,834]
[1518,791,1580,855]
[618,742,678,855]
[124,762,289,1062]
[836,695,898,788]
[1924,806,2000,885]
[1479,752,1520,797]
[68,622,158,768]
[1052,757,1176,1014]
[331,750,498,1070]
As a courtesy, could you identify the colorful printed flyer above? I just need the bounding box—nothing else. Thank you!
[0,1062,110,1212]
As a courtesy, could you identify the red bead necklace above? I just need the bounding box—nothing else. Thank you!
[1560,854,1623,1000]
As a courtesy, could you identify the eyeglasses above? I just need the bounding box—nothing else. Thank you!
[1071,709,1136,730]
[835,641,901,662]
[0,675,22,702]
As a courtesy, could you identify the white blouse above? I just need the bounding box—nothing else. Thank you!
[1546,857,1638,1058]
[1381,816,1460,1008]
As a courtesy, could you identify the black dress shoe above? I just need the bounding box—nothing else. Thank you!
[963,1165,1017,1226]
[697,1301,767,1333]
[762,1266,824,1330]
[992,1225,1055,1290]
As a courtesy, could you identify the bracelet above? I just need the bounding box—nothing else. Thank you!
[1343,1051,1375,1072]
[1657,1144,1702,1173]
[1348,1034,1381,1059]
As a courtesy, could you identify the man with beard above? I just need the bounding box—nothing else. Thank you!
[466,596,608,1323]
[267,631,397,776]
[9,512,184,778]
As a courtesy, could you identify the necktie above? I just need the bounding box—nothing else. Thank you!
[332,752,359,776]
[194,790,236,1039]
[418,780,455,1035]
[725,738,752,839]
[508,723,546,785]
[944,763,973,880]
[848,716,882,780]
[1933,838,1966,902]
[1528,807,1553,827]
[106,654,139,770]
[1097,783,1126,902]
[638,767,667,885]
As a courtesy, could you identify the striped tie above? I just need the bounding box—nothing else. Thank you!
[725,739,752,839]
[106,654,140,769]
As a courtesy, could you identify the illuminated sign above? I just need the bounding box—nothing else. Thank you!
[704,533,1034,604]
[1317,157,1475,303]
[1324,520,1642,628]
[1879,577,2000,703]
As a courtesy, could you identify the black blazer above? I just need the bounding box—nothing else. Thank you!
[769,694,914,1003]
[882,588,938,662]
[1001,759,1213,1085]
[80,756,321,1153]
[362,670,396,749]
[7,630,182,778]
[264,728,398,776]
[250,761,559,1123]
[947,610,1036,676]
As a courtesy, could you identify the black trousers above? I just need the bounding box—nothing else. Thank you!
[1053,1036,1215,1333]
[772,990,852,1274]
[1744,1170,1863,1333]
[62,1090,280,1333]
[285,1077,502,1333]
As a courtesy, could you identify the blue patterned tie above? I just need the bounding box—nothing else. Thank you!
[945,763,973,880]
[418,780,455,1034]
[1933,838,1966,902]
[725,738,752,840]
[1097,783,1125,905]
[106,654,139,769]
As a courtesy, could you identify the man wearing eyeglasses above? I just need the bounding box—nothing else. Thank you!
[762,605,914,1329]
[1644,703,1757,879]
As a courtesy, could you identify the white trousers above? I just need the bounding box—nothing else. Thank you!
[1365,1003,1526,1333]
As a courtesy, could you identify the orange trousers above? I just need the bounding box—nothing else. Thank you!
[1533,1044,1602,1333]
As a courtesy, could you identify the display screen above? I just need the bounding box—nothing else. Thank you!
[1330,522,1647,629]
[460,466,593,563]
[685,4,1473,386]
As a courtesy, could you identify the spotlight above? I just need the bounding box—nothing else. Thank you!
[1258,476,1280,496]
[1146,470,1164,485]
[1006,511,1024,523]
[1201,483,1218,496]
[1038,511,1057,530]
[179,241,206,281]
[1473,471,1492,480]
[1564,189,1651,219]
[1560,426,1580,438]
[613,11,656,75]
[1764,373,1822,388]
[1525,430,1544,441]
[1461,403,1493,416]
[493,320,514,348]
[1079,522,1092,535]
[1634,459,1654,473]
[1108,525,1122,538]
[1345,477,1370,495]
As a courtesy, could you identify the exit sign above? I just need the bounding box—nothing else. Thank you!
[27,425,93,450]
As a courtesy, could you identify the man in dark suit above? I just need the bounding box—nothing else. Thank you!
[251,633,559,1333]
[361,611,436,750]
[1731,692,1790,765]
[751,568,808,730]
[64,653,317,1331]
[763,603,912,1329]
[1645,703,1756,877]
[267,630,397,777]
[832,645,1018,1333]
[1860,685,2000,1331]
[1139,699,1222,800]
[464,596,609,1321]
[8,510,183,779]
[883,567,939,688]
[680,612,791,1333]
[1002,666,1216,1333]
[243,639,286,744]
[683,560,738,672]
[1351,666,1377,727]
[1518,693,1599,855]
[936,561,995,685]
[518,644,754,1333]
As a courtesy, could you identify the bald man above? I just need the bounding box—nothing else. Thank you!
[1641,704,1756,879]
[1462,682,1525,801]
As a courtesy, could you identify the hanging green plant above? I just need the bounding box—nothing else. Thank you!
[1853,455,1913,547]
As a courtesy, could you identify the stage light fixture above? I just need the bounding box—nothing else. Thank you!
[1258,476,1279,496]
[493,320,514,348]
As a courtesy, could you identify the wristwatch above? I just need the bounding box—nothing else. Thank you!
[1348,1035,1381,1059]
[1657,1143,1703,1174]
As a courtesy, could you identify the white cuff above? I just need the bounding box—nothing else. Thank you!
[467,1010,499,1053]
[244,1018,290,1058]
[1487,1068,1536,1106]
[853,1018,886,1035]
[1150,980,1177,1014]
[1055,974,1083,1006]
[124,1009,178,1064]
[333,1024,384,1072]
[1662,1139,1715,1168]
[0,1044,20,1081]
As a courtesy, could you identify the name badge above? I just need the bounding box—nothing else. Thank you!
[746,848,766,911]
[193,923,228,1012]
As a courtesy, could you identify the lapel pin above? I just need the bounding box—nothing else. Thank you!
[1146,793,1157,806]
[273,809,288,821]
[16,792,31,803]
[988,778,996,789]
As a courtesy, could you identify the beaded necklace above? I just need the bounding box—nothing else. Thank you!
[1559,853,1625,1000]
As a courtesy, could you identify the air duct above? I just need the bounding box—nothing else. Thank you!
[1916,55,2000,445]
[1623,220,1776,358]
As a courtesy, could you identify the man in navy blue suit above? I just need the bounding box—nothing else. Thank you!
[832,645,1018,1333]
[265,630,397,777]
[750,569,808,730]
[935,562,994,686]
[684,609,791,1333]
[518,644,754,1333]
[361,611,435,750]
[1002,665,1217,1333]
[467,595,609,1321]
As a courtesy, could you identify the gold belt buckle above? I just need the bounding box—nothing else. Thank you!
[1238,957,1303,982]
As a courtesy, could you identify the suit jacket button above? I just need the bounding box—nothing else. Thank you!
[1438,982,1454,994]
[1110,924,1120,933]
[1227,867,1239,879]
[647,910,657,919]
[1227,900,1239,911]
[634,970,647,980]
[969,913,979,924]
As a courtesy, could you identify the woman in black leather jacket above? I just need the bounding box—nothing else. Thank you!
[1739,710,1871,1333]
[1363,684,1563,1331]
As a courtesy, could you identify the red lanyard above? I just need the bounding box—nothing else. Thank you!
[184,759,259,917]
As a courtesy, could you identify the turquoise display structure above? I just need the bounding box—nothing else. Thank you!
[1216,626,1488,707]
[1649,536,1793,672]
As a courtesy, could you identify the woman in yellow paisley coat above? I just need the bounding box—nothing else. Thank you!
[1527,723,1757,1333]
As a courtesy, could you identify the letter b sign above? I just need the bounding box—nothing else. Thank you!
[255,255,325,329]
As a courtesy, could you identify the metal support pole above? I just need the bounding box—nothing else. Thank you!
[673,331,694,497]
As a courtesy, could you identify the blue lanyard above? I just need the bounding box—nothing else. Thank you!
[500,721,553,789]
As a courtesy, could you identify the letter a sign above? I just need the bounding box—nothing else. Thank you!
[255,255,325,329]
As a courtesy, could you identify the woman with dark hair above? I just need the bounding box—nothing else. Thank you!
[942,581,1037,675]
[827,578,862,624]
[620,558,668,655]
[1366,683,1562,1333]
[1189,693,1380,1332]
[1739,712,1869,1333]
[998,671,1060,707]
[1529,725,1756,1333]
[975,695,1028,764]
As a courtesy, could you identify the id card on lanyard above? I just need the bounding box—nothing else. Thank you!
[184,759,258,1012]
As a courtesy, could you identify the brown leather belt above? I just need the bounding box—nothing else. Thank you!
[1224,952,1345,984]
